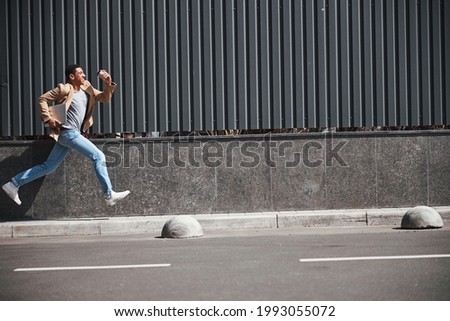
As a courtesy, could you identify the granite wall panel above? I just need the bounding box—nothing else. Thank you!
[214,140,272,213]
[325,136,377,209]
[375,135,428,207]
[271,138,326,211]
[165,141,217,214]
[0,131,448,220]
[428,134,450,206]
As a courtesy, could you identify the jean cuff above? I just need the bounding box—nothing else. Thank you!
[11,178,19,188]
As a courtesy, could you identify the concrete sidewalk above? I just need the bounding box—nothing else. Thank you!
[1,207,449,238]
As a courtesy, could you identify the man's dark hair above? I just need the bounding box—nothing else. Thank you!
[65,64,81,82]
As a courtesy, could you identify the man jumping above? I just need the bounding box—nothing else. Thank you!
[2,64,130,206]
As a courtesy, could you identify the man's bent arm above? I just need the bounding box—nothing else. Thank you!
[93,82,117,104]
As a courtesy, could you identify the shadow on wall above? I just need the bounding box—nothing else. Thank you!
[0,141,54,222]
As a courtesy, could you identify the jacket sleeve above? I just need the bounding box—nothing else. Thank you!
[37,84,66,123]
[93,82,117,104]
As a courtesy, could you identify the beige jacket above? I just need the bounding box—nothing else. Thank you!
[37,80,116,141]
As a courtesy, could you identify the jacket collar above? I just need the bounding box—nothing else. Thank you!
[68,81,92,94]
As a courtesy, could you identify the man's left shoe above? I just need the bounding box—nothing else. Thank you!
[105,190,130,206]
[2,182,22,205]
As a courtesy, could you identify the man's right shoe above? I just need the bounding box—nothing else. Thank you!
[2,182,22,205]
[105,190,130,206]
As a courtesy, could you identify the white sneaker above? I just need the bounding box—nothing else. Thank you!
[2,182,22,205]
[105,190,130,206]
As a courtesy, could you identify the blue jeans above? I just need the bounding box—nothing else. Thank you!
[12,129,112,196]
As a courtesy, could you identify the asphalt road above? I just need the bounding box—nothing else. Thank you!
[0,226,449,300]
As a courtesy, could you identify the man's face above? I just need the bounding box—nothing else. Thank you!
[69,68,86,86]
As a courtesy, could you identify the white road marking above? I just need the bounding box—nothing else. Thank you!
[14,263,171,272]
[299,254,450,263]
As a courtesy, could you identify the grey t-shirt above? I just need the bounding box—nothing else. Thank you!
[62,89,89,132]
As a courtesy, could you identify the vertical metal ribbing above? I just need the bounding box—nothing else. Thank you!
[10,0,22,136]
[133,0,146,133]
[224,0,236,130]
[122,0,135,132]
[65,0,77,65]
[420,0,431,125]
[409,0,420,125]
[354,0,363,127]
[155,0,167,131]
[340,0,350,127]
[386,0,397,126]
[259,0,271,129]
[431,0,443,125]
[270,0,281,129]
[179,0,191,131]
[247,0,259,129]
[444,0,450,125]
[144,0,157,132]
[201,0,214,130]
[31,0,44,135]
[76,0,88,73]
[328,0,340,128]
[87,0,99,133]
[21,0,33,135]
[1,0,10,136]
[398,0,409,126]
[292,0,306,128]
[236,0,248,130]
[110,0,123,132]
[360,1,373,127]
[103,0,113,133]
[87,0,99,84]
[374,0,387,126]
[363,0,375,127]
[167,0,179,132]
[281,0,293,129]
[213,0,225,130]
[98,0,112,133]
[1,0,450,136]
[319,0,329,128]
[54,0,66,84]
[191,0,203,131]
[306,0,318,128]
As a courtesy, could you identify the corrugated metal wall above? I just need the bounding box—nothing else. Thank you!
[1,0,449,136]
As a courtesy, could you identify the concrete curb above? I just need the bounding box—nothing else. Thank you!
[1,207,449,238]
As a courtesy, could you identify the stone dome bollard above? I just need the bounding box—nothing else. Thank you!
[161,215,204,239]
[401,206,444,229]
